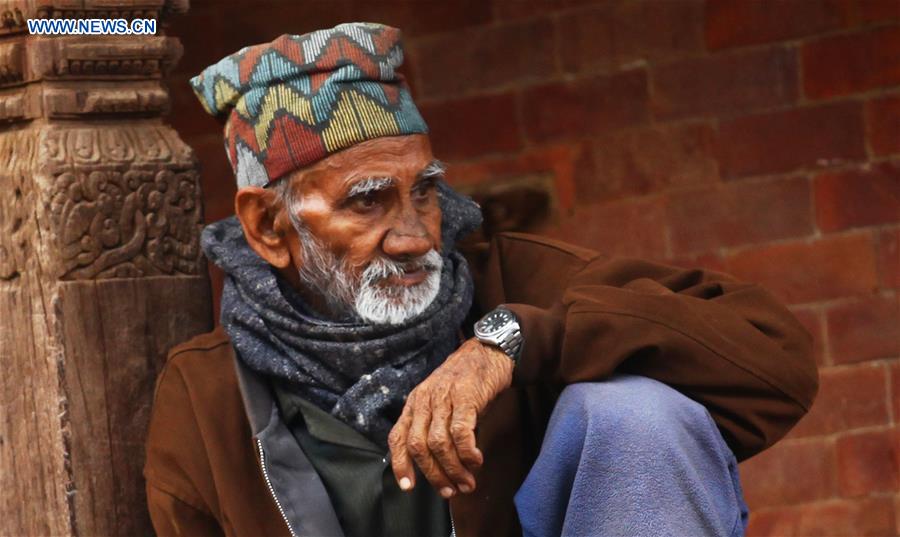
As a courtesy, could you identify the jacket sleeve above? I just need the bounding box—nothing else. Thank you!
[144,356,223,536]
[474,232,818,461]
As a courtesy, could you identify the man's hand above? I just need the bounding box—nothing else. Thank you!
[388,338,514,498]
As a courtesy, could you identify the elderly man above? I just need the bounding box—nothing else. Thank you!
[144,23,817,537]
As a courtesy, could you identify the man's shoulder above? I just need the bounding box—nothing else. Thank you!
[168,325,232,360]
[492,231,599,263]
[464,231,601,279]
[158,326,239,405]
[150,326,249,450]
[163,326,234,375]
[465,231,606,310]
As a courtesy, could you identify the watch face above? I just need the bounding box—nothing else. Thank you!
[479,310,511,333]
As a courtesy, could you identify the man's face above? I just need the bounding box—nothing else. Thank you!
[277,134,445,324]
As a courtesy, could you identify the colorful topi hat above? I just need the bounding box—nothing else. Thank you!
[190,22,428,188]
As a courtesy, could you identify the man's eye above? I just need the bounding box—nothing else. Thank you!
[412,180,436,201]
[350,193,378,211]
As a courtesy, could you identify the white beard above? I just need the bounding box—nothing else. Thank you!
[294,227,442,325]
[353,250,443,325]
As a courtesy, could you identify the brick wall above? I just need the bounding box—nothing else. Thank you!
[166,1,900,534]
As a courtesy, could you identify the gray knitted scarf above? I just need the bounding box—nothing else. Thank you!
[202,181,483,448]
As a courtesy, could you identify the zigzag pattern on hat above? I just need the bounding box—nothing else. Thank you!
[190,22,427,188]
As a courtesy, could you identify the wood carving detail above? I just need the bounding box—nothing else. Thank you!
[58,54,164,77]
[34,7,162,21]
[44,86,169,116]
[38,125,193,168]
[47,166,202,279]
[0,130,35,279]
[0,90,25,121]
[0,85,40,123]
[35,125,202,280]
[0,5,27,36]
[31,37,184,79]
[0,41,24,85]
[0,1,205,535]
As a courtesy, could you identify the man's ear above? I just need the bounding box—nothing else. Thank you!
[234,186,293,269]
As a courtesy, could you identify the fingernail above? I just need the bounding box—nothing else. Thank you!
[459,483,472,493]
[399,477,412,491]
[440,487,455,498]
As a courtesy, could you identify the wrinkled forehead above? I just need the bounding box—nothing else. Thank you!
[280,134,438,195]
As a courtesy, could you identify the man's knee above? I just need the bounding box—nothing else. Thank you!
[552,375,720,450]
[525,376,748,537]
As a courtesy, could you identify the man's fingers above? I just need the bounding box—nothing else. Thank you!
[427,391,476,493]
[406,392,457,497]
[388,395,416,491]
[449,400,483,473]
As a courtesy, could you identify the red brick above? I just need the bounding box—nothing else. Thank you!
[558,0,704,74]
[667,177,813,254]
[545,196,668,258]
[194,134,237,224]
[610,0,704,64]
[815,162,900,232]
[583,122,718,201]
[827,295,900,364]
[878,227,900,288]
[492,1,559,20]
[215,4,351,64]
[836,428,900,496]
[348,0,491,37]
[717,102,866,180]
[896,496,900,536]
[867,95,900,156]
[492,0,607,20]
[447,143,591,210]
[739,439,837,508]
[408,19,557,99]
[419,93,522,160]
[521,69,649,143]
[746,498,897,537]
[855,0,900,24]
[167,7,232,77]
[803,26,900,100]
[556,5,614,73]
[705,0,846,50]
[724,233,880,304]
[790,364,889,438]
[789,307,827,366]
[891,361,900,422]
[652,47,798,120]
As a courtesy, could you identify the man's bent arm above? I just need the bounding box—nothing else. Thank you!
[474,232,818,461]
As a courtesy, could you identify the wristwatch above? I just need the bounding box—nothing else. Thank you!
[474,306,524,364]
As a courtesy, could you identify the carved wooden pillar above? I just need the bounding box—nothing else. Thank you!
[0,1,211,535]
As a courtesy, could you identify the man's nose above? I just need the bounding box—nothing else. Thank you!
[382,213,432,260]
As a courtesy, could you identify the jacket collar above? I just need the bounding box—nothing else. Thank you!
[231,348,346,537]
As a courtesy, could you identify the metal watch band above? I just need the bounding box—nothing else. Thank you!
[500,329,523,362]
[474,306,523,363]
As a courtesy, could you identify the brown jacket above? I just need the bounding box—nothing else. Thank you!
[144,232,818,537]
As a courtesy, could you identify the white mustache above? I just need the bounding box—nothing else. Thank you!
[360,250,442,286]
[354,250,443,325]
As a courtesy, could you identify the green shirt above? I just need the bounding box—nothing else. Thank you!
[272,380,451,537]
